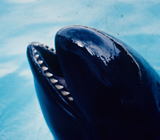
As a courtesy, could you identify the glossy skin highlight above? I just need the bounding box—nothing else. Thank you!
[27,26,160,140]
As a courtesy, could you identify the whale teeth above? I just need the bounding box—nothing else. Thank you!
[35,54,39,58]
[42,66,48,71]
[31,42,40,46]
[68,97,74,101]
[55,85,63,89]
[33,49,37,54]
[45,45,49,48]
[42,44,49,48]
[41,44,45,47]
[50,78,58,83]
[55,85,64,90]
[31,46,75,103]
[31,48,74,103]
[61,91,70,96]
[45,72,53,77]
[38,60,43,64]
[48,48,54,51]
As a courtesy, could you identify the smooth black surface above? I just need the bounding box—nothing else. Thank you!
[27,25,160,140]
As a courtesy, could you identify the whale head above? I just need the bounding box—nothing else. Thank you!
[27,26,160,140]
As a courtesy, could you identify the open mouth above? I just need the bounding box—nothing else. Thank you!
[27,42,82,118]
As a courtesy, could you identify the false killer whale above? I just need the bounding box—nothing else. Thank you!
[27,25,160,140]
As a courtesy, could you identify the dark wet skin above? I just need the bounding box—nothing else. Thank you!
[27,26,160,140]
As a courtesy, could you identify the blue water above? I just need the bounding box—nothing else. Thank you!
[0,0,160,139]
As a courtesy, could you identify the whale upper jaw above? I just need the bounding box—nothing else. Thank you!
[55,26,144,120]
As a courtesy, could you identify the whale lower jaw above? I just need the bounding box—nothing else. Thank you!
[27,42,84,120]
